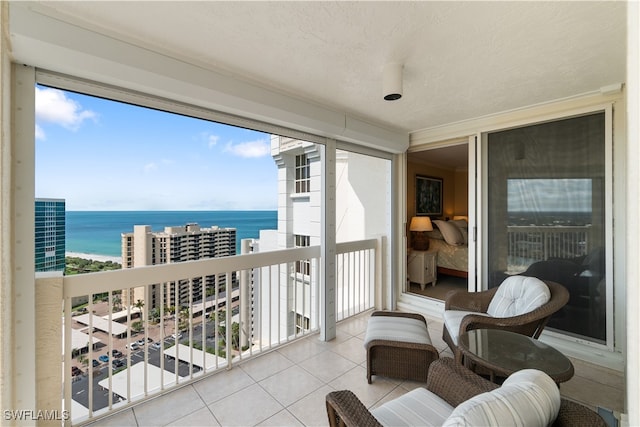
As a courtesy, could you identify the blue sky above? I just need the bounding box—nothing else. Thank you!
[35,85,278,210]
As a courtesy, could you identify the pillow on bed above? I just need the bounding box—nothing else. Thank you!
[425,229,444,240]
[433,220,465,246]
[450,219,469,245]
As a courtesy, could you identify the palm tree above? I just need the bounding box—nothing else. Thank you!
[112,295,122,312]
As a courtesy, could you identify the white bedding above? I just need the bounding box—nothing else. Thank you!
[429,238,468,272]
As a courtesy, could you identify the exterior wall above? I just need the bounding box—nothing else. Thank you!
[271,137,321,337]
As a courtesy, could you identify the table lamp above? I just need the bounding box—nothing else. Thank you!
[410,216,433,251]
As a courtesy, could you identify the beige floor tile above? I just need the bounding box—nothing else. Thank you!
[259,365,324,407]
[86,408,138,427]
[286,385,335,427]
[329,336,366,364]
[368,385,407,410]
[165,406,220,427]
[239,350,294,382]
[208,383,283,426]
[299,349,357,383]
[329,364,399,408]
[276,336,329,364]
[570,357,624,389]
[256,409,304,427]
[133,385,206,427]
[193,367,255,405]
[561,375,624,413]
[336,312,370,336]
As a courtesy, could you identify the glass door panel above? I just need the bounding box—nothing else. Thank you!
[486,112,606,343]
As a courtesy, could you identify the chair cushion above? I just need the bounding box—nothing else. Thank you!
[443,310,491,345]
[371,387,454,427]
[443,369,561,427]
[364,315,432,347]
[487,276,551,318]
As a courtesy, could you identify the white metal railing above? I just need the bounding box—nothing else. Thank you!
[57,238,378,425]
[506,225,590,273]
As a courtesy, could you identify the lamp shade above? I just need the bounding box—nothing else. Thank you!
[409,216,433,232]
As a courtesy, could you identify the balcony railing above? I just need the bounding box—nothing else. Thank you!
[41,238,379,425]
[506,225,590,273]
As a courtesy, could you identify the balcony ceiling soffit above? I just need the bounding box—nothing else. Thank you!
[15,1,626,135]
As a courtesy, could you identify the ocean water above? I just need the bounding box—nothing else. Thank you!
[66,211,277,258]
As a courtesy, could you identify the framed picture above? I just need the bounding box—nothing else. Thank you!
[416,175,443,216]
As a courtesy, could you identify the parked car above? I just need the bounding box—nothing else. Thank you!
[71,366,83,376]
[171,333,182,340]
[125,342,139,351]
[150,342,161,350]
[147,337,153,343]
[98,354,109,363]
[135,339,146,346]
[111,349,123,358]
[92,359,100,368]
[112,359,126,368]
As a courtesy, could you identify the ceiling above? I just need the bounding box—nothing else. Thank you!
[409,143,469,170]
[14,1,626,135]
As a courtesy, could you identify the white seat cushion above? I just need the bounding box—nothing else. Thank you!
[364,315,432,347]
[372,387,454,427]
[443,369,561,427]
[487,276,551,318]
[443,310,491,345]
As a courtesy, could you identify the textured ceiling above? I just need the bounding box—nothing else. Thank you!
[22,1,626,134]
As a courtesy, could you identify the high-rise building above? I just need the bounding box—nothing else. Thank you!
[246,136,389,345]
[121,223,237,309]
[35,198,65,272]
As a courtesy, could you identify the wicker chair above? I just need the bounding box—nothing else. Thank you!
[364,311,439,384]
[442,278,569,362]
[326,358,607,427]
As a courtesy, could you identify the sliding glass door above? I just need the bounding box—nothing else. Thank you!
[484,111,608,343]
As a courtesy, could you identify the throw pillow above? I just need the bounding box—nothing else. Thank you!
[443,369,561,427]
[433,220,465,246]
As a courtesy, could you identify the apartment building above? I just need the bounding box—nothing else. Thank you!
[245,137,390,344]
[34,198,65,272]
[121,223,236,309]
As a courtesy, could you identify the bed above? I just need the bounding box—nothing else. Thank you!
[428,219,469,278]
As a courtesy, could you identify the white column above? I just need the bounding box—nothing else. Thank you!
[11,64,37,422]
[320,141,336,341]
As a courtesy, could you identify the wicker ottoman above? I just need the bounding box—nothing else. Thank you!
[364,311,439,384]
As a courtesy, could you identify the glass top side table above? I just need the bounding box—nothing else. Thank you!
[457,329,574,384]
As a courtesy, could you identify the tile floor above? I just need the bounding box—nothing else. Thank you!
[87,310,624,427]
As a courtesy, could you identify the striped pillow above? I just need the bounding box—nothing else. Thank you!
[487,276,550,318]
[443,369,561,427]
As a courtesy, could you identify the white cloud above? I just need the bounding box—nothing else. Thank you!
[35,87,97,131]
[208,135,219,149]
[224,139,270,158]
[35,124,46,141]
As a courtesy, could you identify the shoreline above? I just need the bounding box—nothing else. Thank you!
[66,252,122,264]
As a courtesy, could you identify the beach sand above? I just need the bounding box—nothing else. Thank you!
[66,252,123,264]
